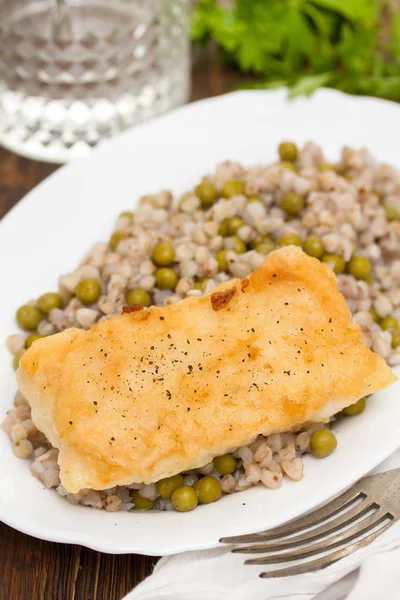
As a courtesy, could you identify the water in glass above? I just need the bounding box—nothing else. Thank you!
[0,0,190,162]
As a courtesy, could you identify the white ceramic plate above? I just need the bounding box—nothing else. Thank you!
[1,89,400,556]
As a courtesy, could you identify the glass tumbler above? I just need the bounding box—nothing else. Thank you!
[0,0,190,162]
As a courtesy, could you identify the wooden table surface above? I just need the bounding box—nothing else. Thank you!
[0,49,244,600]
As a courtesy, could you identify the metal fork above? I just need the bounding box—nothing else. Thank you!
[220,467,400,578]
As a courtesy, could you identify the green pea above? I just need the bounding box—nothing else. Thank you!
[310,429,337,458]
[37,292,62,314]
[193,476,222,504]
[278,141,298,162]
[281,192,304,216]
[303,235,324,259]
[152,242,175,267]
[280,161,298,172]
[171,485,198,512]
[131,490,156,511]
[229,236,246,254]
[227,217,245,235]
[13,349,25,370]
[119,211,133,219]
[155,268,178,290]
[385,204,400,221]
[157,474,184,499]
[343,397,366,416]
[343,173,354,182]
[195,181,217,207]
[255,241,275,255]
[25,333,41,349]
[369,306,379,323]
[347,256,371,281]
[216,250,229,272]
[247,195,263,203]
[213,453,237,476]
[75,279,101,304]
[318,162,336,172]
[109,231,126,251]
[277,233,302,247]
[218,219,230,237]
[322,254,345,274]
[16,305,43,331]
[380,316,399,331]
[391,330,400,348]
[126,288,151,307]
[221,180,244,199]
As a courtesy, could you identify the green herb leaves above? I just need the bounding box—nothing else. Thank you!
[192,0,400,101]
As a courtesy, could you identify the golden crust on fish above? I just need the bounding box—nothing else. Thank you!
[17,247,396,493]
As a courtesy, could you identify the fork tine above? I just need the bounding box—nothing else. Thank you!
[232,498,375,554]
[220,486,363,544]
[258,520,394,578]
[244,509,391,564]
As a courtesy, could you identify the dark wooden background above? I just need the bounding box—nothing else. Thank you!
[0,49,244,600]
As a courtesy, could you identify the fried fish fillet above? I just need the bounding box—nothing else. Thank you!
[17,247,396,493]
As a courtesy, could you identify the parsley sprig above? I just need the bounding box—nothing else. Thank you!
[192,0,400,100]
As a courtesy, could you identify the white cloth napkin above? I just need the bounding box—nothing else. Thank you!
[125,450,400,600]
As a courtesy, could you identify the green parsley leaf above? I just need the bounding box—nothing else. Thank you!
[191,0,400,102]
